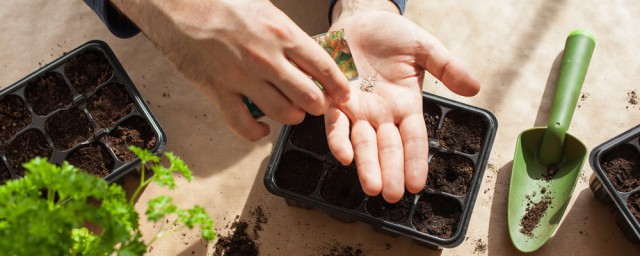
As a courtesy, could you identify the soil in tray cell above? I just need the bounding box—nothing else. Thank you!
[427,152,475,196]
[45,108,94,151]
[601,144,640,192]
[439,110,487,154]
[290,114,330,155]
[424,101,441,140]
[88,83,134,128]
[65,49,114,94]
[0,95,31,141]
[67,142,114,178]
[5,129,52,176]
[106,116,157,162]
[25,72,73,116]
[321,164,365,209]
[274,150,324,195]
[366,193,415,223]
[0,163,11,185]
[412,193,461,238]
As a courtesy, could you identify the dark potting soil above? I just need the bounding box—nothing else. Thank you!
[519,195,552,237]
[543,165,560,180]
[106,116,157,162]
[24,72,73,116]
[0,163,11,185]
[5,129,52,176]
[628,193,640,222]
[88,83,134,128]
[249,206,268,239]
[45,108,94,151]
[274,151,323,195]
[424,101,441,140]
[439,110,486,154]
[214,220,258,256]
[366,193,414,223]
[0,95,31,141]
[600,144,640,192]
[67,143,114,178]
[321,243,364,256]
[290,114,330,155]
[412,193,461,238]
[65,49,113,94]
[427,153,475,196]
[321,164,365,209]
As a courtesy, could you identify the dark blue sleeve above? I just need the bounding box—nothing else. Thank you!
[328,0,407,24]
[84,0,140,38]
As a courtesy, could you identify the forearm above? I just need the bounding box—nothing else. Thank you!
[331,0,401,24]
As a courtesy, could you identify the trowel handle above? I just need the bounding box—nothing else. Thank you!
[538,30,595,166]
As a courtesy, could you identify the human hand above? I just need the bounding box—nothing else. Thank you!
[110,0,350,141]
[327,1,480,203]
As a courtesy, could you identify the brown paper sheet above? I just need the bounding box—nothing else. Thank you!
[1,0,639,255]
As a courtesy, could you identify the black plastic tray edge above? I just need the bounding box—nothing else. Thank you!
[588,124,640,243]
[0,40,168,183]
[263,91,499,248]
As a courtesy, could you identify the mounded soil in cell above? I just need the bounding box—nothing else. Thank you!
[67,143,114,178]
[321,164,365,209]
[0,95,31,141]
[88,83,134,128]
[439,110,487,154]
[106,116,157,162]
[291,114,330,155]
[65,49,114,94]
[45,108,94,151]
[25,72,73,116]
[427,153,475,195]
[600,144,640,192]
[628,193,640,222]
[424,101,441,140]
[412,193,461,238]
[0,163,11,185]
[5,129,52,176]
[366,193,415,223]
[275,150,324,195]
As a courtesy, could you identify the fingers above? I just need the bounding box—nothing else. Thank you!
[351,121,382,196]
[399,114,429,194]
[270,59,331,116]
[325,107,353,165]
[376,123,405,203]
[285,37,351,103]
[214,93,270,141]
[416,32,481,97]
[244,82,306,125]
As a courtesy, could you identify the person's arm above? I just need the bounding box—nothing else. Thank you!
[325,0,480,203]
[83,0,139,38]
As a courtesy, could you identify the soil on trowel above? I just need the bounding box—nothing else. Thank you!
[519,194,552,237]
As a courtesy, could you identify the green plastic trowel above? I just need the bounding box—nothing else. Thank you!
[508,30,595,252]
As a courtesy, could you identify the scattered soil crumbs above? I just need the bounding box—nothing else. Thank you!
[249,206,269,239]
[321,242,363,256]
[214,221,258,256]
[629,90,638,105]
[473,239,487,254]
[520,195,552,237]
[543,165,559,180]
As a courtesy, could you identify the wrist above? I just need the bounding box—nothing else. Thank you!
[332,0,400,24]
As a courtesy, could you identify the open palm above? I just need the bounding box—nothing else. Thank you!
[326,10,480,203]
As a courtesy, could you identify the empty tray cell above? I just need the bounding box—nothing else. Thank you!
[0,162,11,185]
[65,49,114,94]
[67,143,115,178]
[424,101,441,140]
[427,152,475,196]
[291,114,330,155]
[5,129,52,176]
[600,144,640,192]
[0,95,31,141]
[321,164,365,209]
[45,108,94,151]
[88,83,134,128]
[106,116,157,162]
[275,151,324,195]
[412,193,462,239]
[25,72,73,116]
[439,110,487,154]
[366,193,415,223]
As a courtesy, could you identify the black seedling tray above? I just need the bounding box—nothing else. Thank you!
[0,40,166,184]
[589,124,640,244]
[264,92,498,249]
